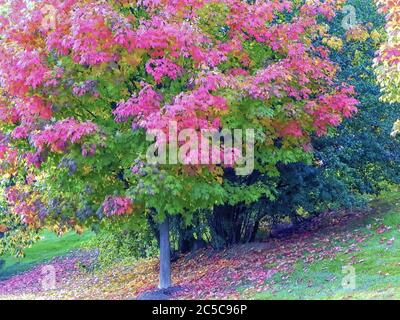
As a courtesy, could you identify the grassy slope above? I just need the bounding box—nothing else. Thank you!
[0,230,94,280]
[1,192,400,300]
[254,191,400,300]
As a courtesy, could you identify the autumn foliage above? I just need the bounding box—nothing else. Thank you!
[0,0,358,263]
[375,1,400,90]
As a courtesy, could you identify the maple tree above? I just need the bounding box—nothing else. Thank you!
[0,0,358,288]
[375,0,400,102]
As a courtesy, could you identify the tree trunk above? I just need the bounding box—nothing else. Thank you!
[159,217,171,289]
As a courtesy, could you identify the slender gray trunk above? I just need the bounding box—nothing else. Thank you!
[159,217,171,289]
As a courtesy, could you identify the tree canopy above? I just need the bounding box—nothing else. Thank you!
[0,0,358,230]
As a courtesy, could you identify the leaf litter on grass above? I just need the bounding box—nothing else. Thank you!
[0,203,390,300]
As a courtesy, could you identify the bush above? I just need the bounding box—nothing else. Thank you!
[86,216,158,268]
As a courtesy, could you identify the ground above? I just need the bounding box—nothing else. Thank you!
[1,191,400,300]
[0,230,94,281]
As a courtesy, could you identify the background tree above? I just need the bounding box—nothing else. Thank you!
[374,0,400,136]
[374,0,400,104]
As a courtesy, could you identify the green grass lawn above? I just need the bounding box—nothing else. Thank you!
[0,230,94,280]
[253,191,400,300]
